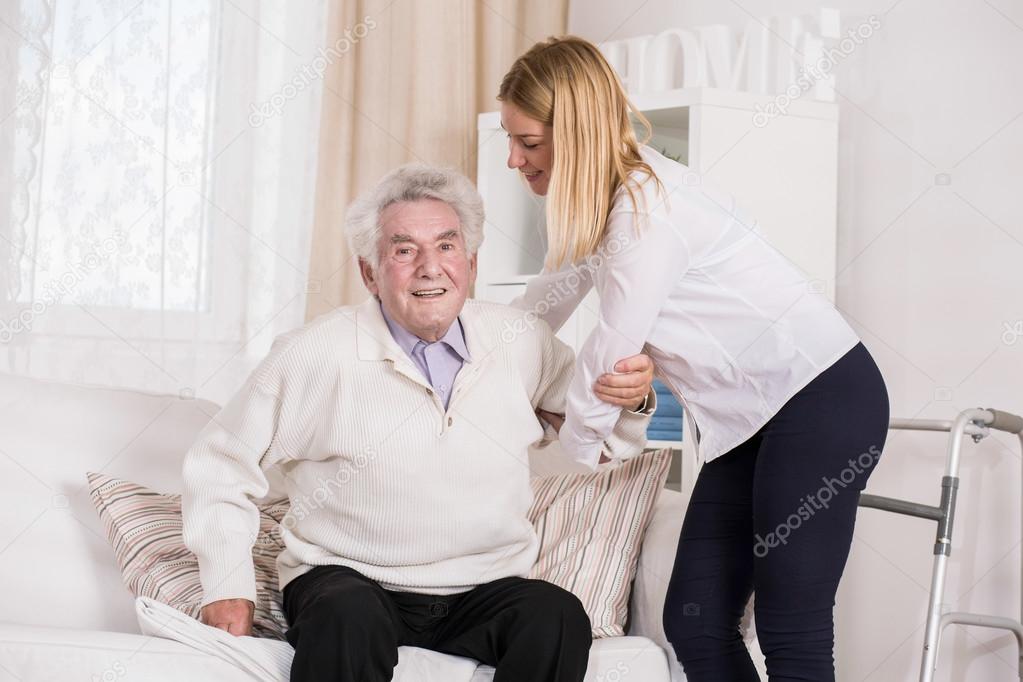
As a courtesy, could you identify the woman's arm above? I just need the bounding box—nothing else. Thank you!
[529,315,654,459]
[509,260,594,334]
[511,245,653,409]
[558,211,690,468]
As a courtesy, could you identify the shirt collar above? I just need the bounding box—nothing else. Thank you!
[379,302,471,363]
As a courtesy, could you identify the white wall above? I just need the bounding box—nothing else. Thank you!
[568,1,1023,679]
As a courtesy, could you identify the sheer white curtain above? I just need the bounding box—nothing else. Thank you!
[0,0,327,403]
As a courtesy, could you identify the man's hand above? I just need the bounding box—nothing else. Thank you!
[595,354,654,411]
[200,598,255,636]
[536,409,614,466]
[537,409,565,433]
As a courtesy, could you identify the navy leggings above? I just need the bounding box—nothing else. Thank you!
[663,342,889,681]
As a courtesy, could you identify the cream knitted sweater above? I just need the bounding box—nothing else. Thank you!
[181,298,651,606]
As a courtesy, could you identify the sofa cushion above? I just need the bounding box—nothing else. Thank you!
[529,449,672,638]
[0,622,260,682]
[87,473,291,639]
[470,636,670,681]
[0,621,484,682]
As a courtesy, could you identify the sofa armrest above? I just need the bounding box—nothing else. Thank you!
[629,488,766,681]
[629,488,686,679]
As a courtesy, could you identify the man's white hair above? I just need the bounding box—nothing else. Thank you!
[345,163,485,268]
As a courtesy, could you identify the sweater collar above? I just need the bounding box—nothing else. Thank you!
[378,302,471,364]
[355,297,495,365]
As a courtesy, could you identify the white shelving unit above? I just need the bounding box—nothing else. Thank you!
[475,87,839,496]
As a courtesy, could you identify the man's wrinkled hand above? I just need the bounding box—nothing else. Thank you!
[200,598,254,637]
[595,353,654,410]
[537,409,565,433]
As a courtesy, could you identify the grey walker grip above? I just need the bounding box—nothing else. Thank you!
[985,408,1023,434]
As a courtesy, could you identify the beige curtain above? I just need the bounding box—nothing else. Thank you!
[304,0,567,320]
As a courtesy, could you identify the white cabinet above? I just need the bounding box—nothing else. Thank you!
[475,86,839,495]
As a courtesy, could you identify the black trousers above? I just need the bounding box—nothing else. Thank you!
[282,564,592,682]
[663,342,890,681]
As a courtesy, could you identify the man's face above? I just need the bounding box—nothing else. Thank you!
[360,198,477,342]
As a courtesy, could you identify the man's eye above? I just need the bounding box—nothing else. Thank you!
[397,248,413,256]
[439,243,454,251]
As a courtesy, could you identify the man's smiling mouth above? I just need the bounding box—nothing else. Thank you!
[411,288,446,298]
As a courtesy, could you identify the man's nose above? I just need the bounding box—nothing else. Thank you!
[414,248,443,276]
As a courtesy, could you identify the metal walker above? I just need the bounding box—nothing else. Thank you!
[858,408,1023,681]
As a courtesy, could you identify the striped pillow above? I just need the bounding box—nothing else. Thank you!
[89,450,670,641]
[86,472,290,639]
[528,448,673,638]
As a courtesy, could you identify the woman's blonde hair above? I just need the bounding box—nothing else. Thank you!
[498,35,661,269]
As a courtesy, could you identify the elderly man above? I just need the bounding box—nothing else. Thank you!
[182,164,655,682]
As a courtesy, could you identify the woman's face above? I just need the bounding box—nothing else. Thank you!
[501,102,553,196]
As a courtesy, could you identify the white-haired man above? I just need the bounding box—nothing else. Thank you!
[182,164,656,682]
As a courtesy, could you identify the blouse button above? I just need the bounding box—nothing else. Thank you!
[447,416,453,426]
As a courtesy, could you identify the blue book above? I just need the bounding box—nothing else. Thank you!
[648,430,683,442]
[652,380,684,417]
[648,380,684,440]
[653,401,684,418]
[650,416,683,430]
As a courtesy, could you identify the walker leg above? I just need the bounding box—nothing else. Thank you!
[919,444,962,681]
[864,415,1023,681]
[1016,628,1023,680]
[920,553,949,682]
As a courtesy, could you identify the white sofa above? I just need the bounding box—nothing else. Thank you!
[0,373,691,682]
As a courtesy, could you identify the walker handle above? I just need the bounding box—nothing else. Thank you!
[983,408,1023,434]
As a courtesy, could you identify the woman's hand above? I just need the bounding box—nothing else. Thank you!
[595,353,654,410]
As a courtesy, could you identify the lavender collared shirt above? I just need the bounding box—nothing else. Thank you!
[380,304,470,409]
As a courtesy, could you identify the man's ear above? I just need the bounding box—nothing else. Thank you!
[358,258,379,296]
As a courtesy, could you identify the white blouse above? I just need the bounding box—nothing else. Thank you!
[513,146,860,468]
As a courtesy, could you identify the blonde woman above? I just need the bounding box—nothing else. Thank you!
[499,37,890,681]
